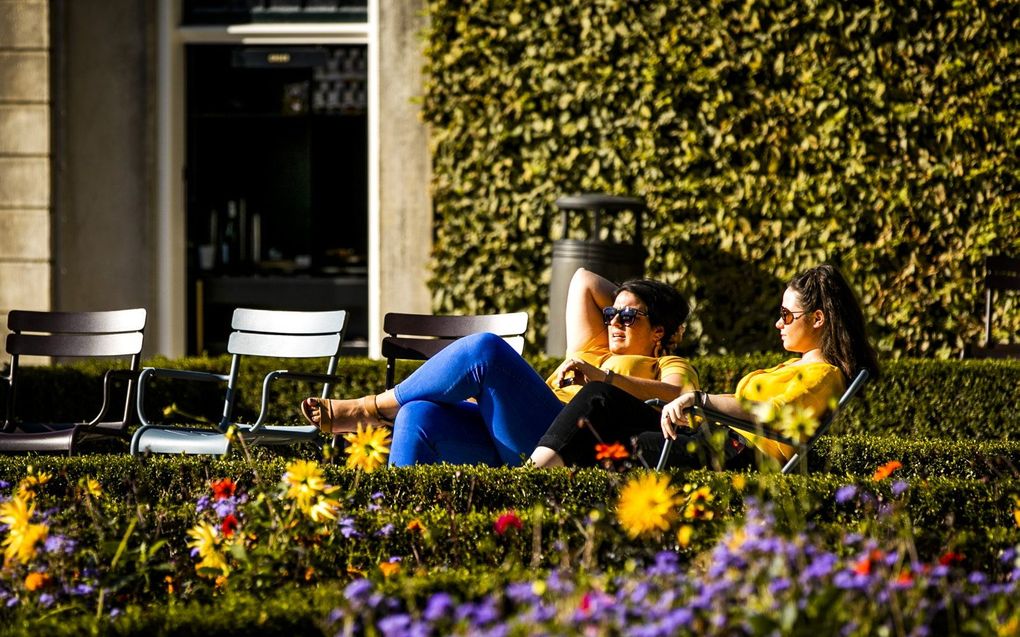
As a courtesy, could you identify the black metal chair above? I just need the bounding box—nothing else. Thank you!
[131,308,348,456]
[654,368,870,474]
[1,308,147,454]
[381,312,529,389]
[964,255,1020,359]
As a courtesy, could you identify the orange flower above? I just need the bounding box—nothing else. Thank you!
[853,556,872,576]
[379,561,401,577]
[896,569,913,586]
[406,518,426,534]
[211,478,236,500]
[24,572,50,591]
[164,575,175,595]
[595,443,629,461]
[872,460,903,482]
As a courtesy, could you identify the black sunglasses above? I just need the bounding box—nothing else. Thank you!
[779,306,809,325]
[602,306,648,327]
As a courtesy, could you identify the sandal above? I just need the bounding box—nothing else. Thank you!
[301,395,393,434]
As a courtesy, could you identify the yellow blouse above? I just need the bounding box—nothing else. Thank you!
[545,343,699,403]
[734,359,846,461]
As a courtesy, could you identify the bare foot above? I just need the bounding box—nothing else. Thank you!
[300,396,392,434]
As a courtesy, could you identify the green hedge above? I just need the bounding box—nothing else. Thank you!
[1,457,1017,569]
[421,0,1020,358]
[9,356,1020,440]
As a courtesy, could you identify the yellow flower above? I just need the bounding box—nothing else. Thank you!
[677,525,694,548]
[186,521,229,576]
[343,424,391,473]
[308,496,341,523]
[682,485,715,520]
[0,495,48,565]
[379,561,401,578]
[16,471,51,500]
[283,460,328,510]
[777,404,819,441]
[731,474,746,491]
[615,473,681,538]
[80,476,102,498]
[2,522,48,566]
[406,518,426,534]
[24,571,50,592]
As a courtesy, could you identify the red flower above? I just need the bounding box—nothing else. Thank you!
[939,551,965,566]
[211,478,237,500]
[853,557,872,576]
[494,510,523,536]
[896,569,913,586]
[595,443,629,461]
[220,513,239,538]
[872,460,903,482]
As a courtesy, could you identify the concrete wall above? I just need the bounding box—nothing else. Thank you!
[50,0,155,333]
[377,0,432,322]
[0,0,51,338]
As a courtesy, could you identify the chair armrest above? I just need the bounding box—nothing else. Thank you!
[83,368,145,427]
[248,370,344,430]
[136,367,231,427]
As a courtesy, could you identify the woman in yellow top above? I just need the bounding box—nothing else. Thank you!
[530,264,877,469]
[299,268,698,466]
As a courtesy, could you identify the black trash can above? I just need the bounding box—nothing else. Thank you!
[546,193,647,356]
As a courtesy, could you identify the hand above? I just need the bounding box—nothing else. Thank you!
[553,358,605,388]
[660,392,698,440]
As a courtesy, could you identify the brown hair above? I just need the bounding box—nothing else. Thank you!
[788,264,879,381]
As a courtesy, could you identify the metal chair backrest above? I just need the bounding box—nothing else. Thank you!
[381,312,529,388]
[4,308,147,429]
[219,308,348,425]
[779,368,869,473]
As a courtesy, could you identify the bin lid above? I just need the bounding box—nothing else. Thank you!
[555,193,645,211]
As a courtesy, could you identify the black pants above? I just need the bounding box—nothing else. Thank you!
[536,382,754,471]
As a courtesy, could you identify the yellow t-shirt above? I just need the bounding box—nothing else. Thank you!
[545,344,699,403]
[733,359,846,461]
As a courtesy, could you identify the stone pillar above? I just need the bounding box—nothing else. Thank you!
[376,0,432,353]
[0,0,51,340]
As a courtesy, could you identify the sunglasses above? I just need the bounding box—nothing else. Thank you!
[779,306,809,325]
[602,306,648,327]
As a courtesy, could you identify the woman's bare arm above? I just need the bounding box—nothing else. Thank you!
[563,268,616,355]
[659,392,755,439]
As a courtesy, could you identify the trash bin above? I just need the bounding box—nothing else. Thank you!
[546,193,647,356]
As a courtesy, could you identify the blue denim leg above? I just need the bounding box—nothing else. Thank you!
[392,332,563,465]
[388,400,502,467]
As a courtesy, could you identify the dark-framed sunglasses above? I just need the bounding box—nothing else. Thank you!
[779,306,809,325]
[602,306,648,327]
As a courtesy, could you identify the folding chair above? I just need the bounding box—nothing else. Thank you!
[1,308,146,454]
[131,308,347,456]
[381,312,529,388]
[654,368,870,474]
[964,255,1020,359]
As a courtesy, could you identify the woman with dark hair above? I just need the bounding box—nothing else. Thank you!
[530,264,878,470]
[299,268,699,466]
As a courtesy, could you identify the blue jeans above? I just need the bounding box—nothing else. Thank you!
[390,332,564,466]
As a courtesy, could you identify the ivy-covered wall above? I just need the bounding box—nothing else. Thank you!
[421,0,1019,357]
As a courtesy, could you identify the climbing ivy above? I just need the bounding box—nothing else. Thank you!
[421,0,1019,357]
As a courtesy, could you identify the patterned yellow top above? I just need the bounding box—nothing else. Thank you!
[545,341,699,403]
[734,359,847,461]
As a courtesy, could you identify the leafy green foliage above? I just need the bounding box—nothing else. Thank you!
[421,0,1020,358]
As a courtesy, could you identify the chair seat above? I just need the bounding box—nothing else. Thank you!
[133,426,232,456]
[237,423,320,445]
[0,428,77,453]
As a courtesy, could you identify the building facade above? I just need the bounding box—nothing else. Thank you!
[0,0,432,358]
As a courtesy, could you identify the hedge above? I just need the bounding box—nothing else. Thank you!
[7,355,1020,440]
[420,0,1020,358]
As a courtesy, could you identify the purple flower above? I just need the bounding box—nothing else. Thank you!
[649,551,679,576]
[339,517,361,539]
[376,523,395,537]
[39,593,55,607]
[891,480,908,497]
[195,495,211,512]
[423,593,453,623]
[344,579,373,606]
[377,613,412,637]
[212,497,237,518]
